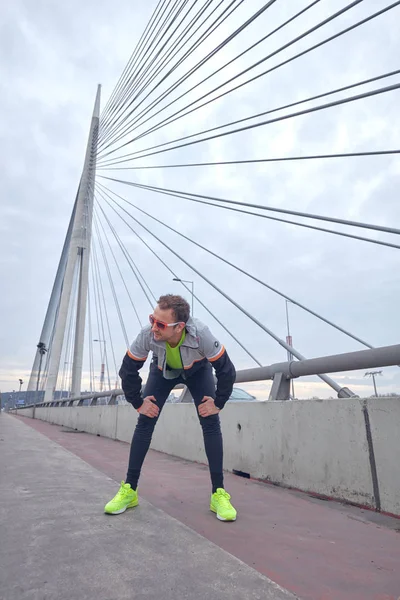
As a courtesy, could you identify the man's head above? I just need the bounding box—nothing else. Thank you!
[149,294,190,343]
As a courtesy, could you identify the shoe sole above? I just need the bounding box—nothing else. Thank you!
[105,499,139,515]
[210,506,236,521]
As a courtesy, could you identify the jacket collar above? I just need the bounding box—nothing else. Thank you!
[181,317,199,349]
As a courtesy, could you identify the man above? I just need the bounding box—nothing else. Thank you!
[104,294,237,521]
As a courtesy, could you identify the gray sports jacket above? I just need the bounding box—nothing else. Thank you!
[119,317,236,410]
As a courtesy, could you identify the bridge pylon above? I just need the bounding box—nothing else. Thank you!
[41,86,101,403]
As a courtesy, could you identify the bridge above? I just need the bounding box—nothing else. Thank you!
[2,1,400,599]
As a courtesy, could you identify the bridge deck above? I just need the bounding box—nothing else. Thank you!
[1,414,399,600]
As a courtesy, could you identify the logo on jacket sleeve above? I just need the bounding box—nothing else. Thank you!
[214,341,219,348]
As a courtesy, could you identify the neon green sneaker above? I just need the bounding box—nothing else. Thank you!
[104,481,138,515]
[210,488,237,521]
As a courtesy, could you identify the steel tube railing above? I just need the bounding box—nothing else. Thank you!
[20,343,400,407]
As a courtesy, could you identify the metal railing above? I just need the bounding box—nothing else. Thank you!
[16,342,399,411]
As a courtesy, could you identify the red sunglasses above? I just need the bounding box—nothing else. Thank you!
[149,314,182,331]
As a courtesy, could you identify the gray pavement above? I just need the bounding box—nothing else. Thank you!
[0,414,297,600]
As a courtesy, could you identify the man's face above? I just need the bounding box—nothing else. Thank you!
[150,305,185,343]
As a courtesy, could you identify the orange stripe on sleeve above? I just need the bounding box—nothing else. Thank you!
[127,349,148,361]
[208,345,225,362]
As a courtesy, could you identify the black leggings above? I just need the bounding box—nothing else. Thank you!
[126,362,224,493]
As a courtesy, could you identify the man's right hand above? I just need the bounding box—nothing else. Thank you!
[137,395,159,418]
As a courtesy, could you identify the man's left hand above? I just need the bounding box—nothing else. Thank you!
[198,396,220,417]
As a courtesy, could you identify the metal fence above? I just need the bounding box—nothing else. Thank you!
[14,342,399,412]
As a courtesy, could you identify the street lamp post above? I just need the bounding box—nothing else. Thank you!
[18,378,23,405]
[285,300,295,400]
[34,342,47,418]
[172,278,194,316]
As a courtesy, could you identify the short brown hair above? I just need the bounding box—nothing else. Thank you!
[157,294,190,323]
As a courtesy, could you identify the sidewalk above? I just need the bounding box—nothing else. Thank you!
[2,413,400,600]
[0,414,295,600]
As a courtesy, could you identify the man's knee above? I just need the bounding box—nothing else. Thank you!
[134,414,158,439]
[199,413,221,433]
[138,412,159,427]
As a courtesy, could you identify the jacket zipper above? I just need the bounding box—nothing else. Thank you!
[178,347,184,370]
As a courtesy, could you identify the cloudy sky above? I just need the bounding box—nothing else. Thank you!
[1,0,399,399]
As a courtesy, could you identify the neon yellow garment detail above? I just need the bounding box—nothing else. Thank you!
[166,329,186,369]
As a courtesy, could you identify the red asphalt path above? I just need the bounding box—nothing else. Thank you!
[14,415,400,600]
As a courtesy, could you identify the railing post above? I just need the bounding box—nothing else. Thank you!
[269,372,291,401]
[108,393,117,406]
[180,386,193,403]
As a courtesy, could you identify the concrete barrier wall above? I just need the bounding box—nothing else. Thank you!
[16,397,400,516]
[149,400,374,508]
[367,398,400,516]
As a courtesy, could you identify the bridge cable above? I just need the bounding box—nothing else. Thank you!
[89,252,104,392]
[93,179,157,312]
[91,240,112,391]
[67,264,81,396]
[100,0,223,141]
[93,211,126,381]
[98,69,400,167]
[100,0,231,142]
[92,201,144,328]
[107,0,239,133]
[100,149,400,172]
[98,0,391,159]
[100,180,400,252]
[101,0,195,135]
[89,181,156,312]
[100,176,400,237]
[89,184,156,310]
[100,0,170,126]
[95,184,263,366]
[92,240,112,391]
[60,262,80,396]
[99,0,277,150]
[59,293,73,396]
[112,0,400,155]
[98,79,400,167]
[99,0,322,153]
[95,185,346,395]
[94,200,157,308]
[87,281,95,392]
[66,288,78,396]
[97,181,378,349]
[101,0,182,129]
